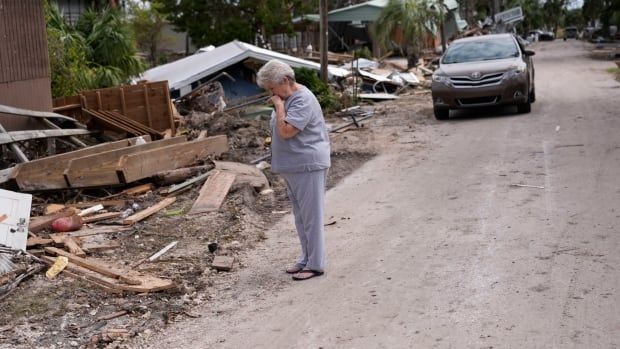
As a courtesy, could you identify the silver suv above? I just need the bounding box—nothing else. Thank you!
[431,33,535,120]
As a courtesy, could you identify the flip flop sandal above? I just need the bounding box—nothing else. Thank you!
[285,264,305,274]
[292,269,324,281]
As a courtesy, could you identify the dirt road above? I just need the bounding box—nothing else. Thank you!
[142,40,620,348]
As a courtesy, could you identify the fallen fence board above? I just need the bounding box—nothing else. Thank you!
[117,135,228,184]
[12,136,151,191]
[0,129,93,145]
[123,197,176,225]
[64,137,186,188]
[188,170,236,214]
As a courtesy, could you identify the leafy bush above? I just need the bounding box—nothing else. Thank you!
[293,67,340,113]
[45,3,146,98]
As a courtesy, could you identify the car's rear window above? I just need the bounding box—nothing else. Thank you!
[442,37,520,64]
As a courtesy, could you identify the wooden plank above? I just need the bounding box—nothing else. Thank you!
[0,129,93,145]
[188,170,236,214]
[143,85,153,128]
[12,137,148,191]
[97,110,147,135]
[0,103,81,122]
[117,135,228,183]
[40,256,123,294]
[29,208,79,233]
[49,226,131,239]
[100,110,163,139]
[63,236,86,257]
[214,161,270,188]
[212,256,235,271]
[64,137,186,188]
[66,200,126,209]
[44,247,141,285]
[123,197,176,225]
[44,204,66,215]
[26,236,53,247]
[82,212,122,224]
[83,108,144,137]
[122,183,153,195]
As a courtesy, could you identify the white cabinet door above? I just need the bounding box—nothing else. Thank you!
[0,189,32,251]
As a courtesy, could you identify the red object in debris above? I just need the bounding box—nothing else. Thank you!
[51,215,83,232]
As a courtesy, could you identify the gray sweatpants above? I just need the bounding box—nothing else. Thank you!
[280,169,328,271]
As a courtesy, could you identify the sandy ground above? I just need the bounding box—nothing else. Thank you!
[130,40,620,348]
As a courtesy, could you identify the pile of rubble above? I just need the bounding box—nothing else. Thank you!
[0,41,427,347]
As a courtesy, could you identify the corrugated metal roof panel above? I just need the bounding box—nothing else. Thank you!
[140,41,349,99]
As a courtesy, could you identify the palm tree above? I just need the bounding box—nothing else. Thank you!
[373,0,440,68]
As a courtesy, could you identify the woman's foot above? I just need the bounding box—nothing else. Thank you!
[292,269,324,281]
[285,264,305,274]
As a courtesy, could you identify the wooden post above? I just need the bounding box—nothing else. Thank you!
[143,85,153,128]
[120,87,127,115]
[319,0,329,83]
[96,91,103,110]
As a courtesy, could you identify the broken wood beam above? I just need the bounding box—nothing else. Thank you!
[12,136,151,191]
[0,129,93,146]
[154,164,213,185]
[117,135,228,184]
[64,137,186,188]
[188,170,236,214]
[123,197,176,225]
[45,247,141,285]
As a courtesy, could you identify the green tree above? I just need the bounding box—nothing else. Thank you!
[46,4,146,97]
[129,1,167,66]
[76,7,146,87]
[373,0,440,67]
[46,3,94,97]
[152,0,315,48]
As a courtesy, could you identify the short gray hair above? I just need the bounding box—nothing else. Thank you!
[256,59,295,88]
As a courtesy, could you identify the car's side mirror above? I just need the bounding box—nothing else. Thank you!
[523,50,535,56]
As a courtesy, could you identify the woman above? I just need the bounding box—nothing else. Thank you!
[256,59,331,281]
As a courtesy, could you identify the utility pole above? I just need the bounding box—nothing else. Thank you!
[439,0,447,53]
[319,0,328,83]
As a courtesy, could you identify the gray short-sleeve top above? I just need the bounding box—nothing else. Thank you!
[270,85,331,173]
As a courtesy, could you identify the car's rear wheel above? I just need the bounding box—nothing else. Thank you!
[517,101,531,113]
[434,107,450,120]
